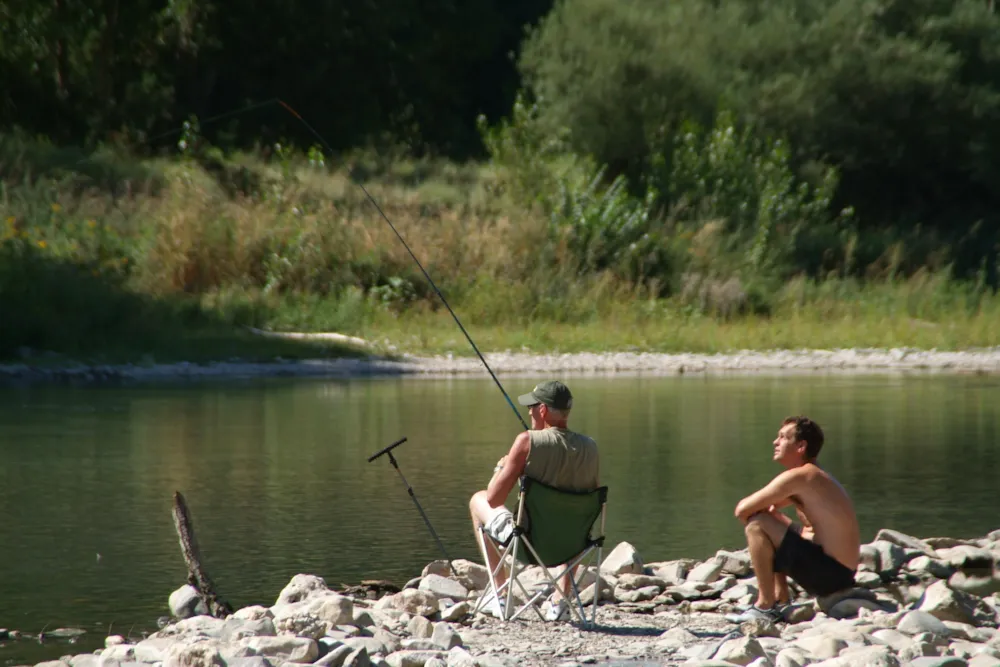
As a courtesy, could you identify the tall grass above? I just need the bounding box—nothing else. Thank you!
[1,131,998,363]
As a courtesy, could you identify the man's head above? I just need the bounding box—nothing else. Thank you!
[517,380,572,429]
[773,416,824,466]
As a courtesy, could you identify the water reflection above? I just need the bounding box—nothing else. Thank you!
[0,373,998,660]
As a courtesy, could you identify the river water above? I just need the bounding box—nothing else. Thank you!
[1,372,999,664]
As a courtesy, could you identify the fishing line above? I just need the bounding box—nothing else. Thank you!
[150,98,529,432]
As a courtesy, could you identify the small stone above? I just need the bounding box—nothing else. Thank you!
[740,617,781,638]
[431,623,463,650]
[794,635,847,660]
[687,556,726,583]
[714,636,767,665]
[419,575,468,601]
[407,615,433,638]
[898,610,954,637]
[919,580,997,625]
[439,602,469,623]
[601,541,644,576]
[906,658,969,667]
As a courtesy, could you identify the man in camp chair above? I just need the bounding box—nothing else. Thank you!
[469,380,600,621]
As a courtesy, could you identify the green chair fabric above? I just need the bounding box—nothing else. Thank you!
[515,477,607,567]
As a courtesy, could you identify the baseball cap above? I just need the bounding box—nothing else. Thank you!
[517,380,573,410]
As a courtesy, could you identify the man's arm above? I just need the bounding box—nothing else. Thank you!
[486,432,530,507]
[734,469,804,523]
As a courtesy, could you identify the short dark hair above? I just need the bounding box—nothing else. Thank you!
[783,416,824,459]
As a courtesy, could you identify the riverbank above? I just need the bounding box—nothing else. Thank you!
[3,346,1000,387]
[5,528,998,667]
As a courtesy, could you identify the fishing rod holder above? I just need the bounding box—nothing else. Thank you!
[367,436,456,576]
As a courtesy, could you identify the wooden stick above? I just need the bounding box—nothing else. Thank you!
[171,491,233,618]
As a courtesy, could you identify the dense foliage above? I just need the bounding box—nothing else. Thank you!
[0,0,549,154]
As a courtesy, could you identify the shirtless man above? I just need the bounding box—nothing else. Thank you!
[729,416,860,622]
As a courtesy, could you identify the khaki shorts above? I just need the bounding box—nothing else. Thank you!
[484,506,515,545]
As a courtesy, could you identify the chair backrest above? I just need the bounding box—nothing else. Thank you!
[515,476,608,567]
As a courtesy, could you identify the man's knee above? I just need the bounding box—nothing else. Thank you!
[745,513,787,547]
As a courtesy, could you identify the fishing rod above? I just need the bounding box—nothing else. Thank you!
[150,98,530,432]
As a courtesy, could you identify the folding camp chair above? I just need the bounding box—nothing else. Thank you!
[474,476,608,626]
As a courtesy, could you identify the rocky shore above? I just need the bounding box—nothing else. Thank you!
[3,347,1000,386]
[7,528,1000,667]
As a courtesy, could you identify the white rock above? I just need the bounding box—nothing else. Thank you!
[919,580,994,625]
[317,644,352,667]
[854,571,882,588]
[655,627,699,651]
[875,529,940,558]
[825,645,899,667]
[601,541,644,576]
[232,606,273,621]
[871,629,914,652]
[829,597,885,620]
[898,610,953,637]
[905,658,968,667]
[615,584,661,603]
[274,613,327,640]
[937,546,996,569]
[315,594,355,626]
[616,573,669,591]
[170,585,208,619]
[385,650,447,667]
[793,635,847,660]
[431,623,463,650]
[343,647,372,667]
[943,621,995,643]
[714,636,767,665]
[908,556,956,579]
[241,636,319,663]
[162,641,224,667]
[951,639,990,659]
[969,655,1000,667]
[873,540,909,573]
[440,602,469,623]
[134,637,174,662]
[276,574,330,605]
[687,557,726,584]
[717,550,753,576]
[422,560,489,592]
[647,560,691,583]
[407,616,433,639]
[104,635,125,648]
[445,646,477,667]
[775,647,815,667]
[101,645,136,662]
[383,589,444,617]
[419,575,468,601]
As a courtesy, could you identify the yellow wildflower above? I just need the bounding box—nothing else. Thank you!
[87,220,97,228]
[5,216,14,225]
[37,240,47,249]
[51,203,61,213]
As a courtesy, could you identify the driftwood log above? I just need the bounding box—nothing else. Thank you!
[171,491,233,618]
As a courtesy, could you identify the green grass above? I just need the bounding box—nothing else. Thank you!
[1,133,998,367]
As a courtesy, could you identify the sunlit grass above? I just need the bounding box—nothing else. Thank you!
[2,133,999,364]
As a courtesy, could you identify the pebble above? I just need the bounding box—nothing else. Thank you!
[6,347,1000,386]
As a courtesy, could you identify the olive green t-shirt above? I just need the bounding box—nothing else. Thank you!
[524,427,599,491]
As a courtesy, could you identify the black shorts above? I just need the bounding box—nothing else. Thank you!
[773,528,856,597]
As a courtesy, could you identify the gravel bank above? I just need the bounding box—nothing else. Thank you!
[6,528,999,667]
[2,348,1000,386]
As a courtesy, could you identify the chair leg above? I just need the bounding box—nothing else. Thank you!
[591,543,603,627]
